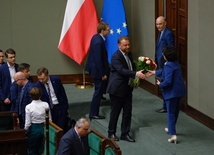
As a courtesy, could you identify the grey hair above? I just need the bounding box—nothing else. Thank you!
[75,118,87,128]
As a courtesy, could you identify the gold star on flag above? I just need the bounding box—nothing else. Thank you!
[110,29,114,35]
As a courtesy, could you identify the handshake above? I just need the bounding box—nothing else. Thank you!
[136,70,151,79]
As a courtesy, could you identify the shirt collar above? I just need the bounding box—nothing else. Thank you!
[74,127,81,139]
[99,34,105,41]
[7,62,15,68]
[119,49,127,56]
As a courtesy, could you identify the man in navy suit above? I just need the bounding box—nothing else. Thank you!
[0,48,18,111]
[10,63,33,111]
[85,22,110,120]
[0,49,4,66]
[57,118,90,155]
[107,36,146,142]
[13,71,34,128]
[34,67,69,131]
[155,16,175,113]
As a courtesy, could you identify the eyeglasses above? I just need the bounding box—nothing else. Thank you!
[14,79,21,83]
[82,127,90,132]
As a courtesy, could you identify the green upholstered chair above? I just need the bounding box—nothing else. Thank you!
[104,138,122,155]
[105,147,115,155]
[44,121,63,155]
[88,129,108,155]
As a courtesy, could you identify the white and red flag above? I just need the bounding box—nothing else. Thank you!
[58,0,98,65]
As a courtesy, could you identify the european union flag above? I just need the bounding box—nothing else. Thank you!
[101,0,128,63]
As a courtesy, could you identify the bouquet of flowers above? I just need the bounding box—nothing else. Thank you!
[130,56,157,88]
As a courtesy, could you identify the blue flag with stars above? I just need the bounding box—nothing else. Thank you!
[101,0,128,63]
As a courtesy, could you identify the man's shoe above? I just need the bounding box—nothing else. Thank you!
[155,108,167,113]
[89,115,105,120]
[101,96,107,100]
[120,133,135,142]
[108,133,119,141]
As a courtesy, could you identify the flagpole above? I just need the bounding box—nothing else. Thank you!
[75,62,93,89]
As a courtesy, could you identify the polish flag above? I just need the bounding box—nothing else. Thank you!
[58,0,98,65]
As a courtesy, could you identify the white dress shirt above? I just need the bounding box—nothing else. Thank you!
[45,79,59,105]
[24,100,52,130]
[7,62,16,83]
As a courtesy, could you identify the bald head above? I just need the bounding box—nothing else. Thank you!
[14,71,25,79]
[13,71,27,86]
[156,16,167,32]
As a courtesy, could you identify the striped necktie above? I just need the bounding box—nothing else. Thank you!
[46,83,53,108]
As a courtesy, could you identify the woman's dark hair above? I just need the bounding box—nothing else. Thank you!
[162,46,178,62]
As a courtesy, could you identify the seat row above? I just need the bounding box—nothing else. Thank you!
[0,111,122,155]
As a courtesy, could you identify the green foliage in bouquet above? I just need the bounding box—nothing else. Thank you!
[136,56,157,74]
[130,56,157,88]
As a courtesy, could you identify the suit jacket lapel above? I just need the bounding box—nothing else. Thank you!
[118,51,129,69]
[73,129,84,154]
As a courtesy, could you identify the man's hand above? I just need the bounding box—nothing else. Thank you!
[136,70,146,79]
[102,75,107,80]
[4,98,11,104]
[146,70,156,77]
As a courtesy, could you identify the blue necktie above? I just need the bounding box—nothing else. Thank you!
[158,31,163,43]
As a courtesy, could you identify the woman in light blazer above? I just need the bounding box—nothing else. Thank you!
[149,46,186,144]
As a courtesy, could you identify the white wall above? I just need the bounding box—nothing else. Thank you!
[130,0,156,84]
[0,0,83,75]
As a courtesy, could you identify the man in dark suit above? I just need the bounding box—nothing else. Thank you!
[10,63,33,111]
[0,48,18,111]
[34,67,69,131]
[107,36,146,142]
[57,118,90,155]
[85,22,110,120]
[13,71,34,128]
[0,49,4,66]
[155,16,175,113]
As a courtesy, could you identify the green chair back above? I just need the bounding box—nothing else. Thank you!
[88,132,101,154]
[104,147,115,155]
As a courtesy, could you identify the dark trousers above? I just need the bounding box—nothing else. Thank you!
[19,114,24,129]
[90,78,106,116]
[51,105,68,131]
[108,91,132,134]
[166,97,181,135]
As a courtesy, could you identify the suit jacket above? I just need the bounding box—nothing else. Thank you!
[156,61,186,100]
[85,34,109,79]
[10,76,34,111]
[0,62,5,66]
[15,81,34,121]
[10,82,21,111]
[0,63,18,101]
[106,50,136,97]
[34,76,68,110]
[155,27,174,67]
[57,128,89,155]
